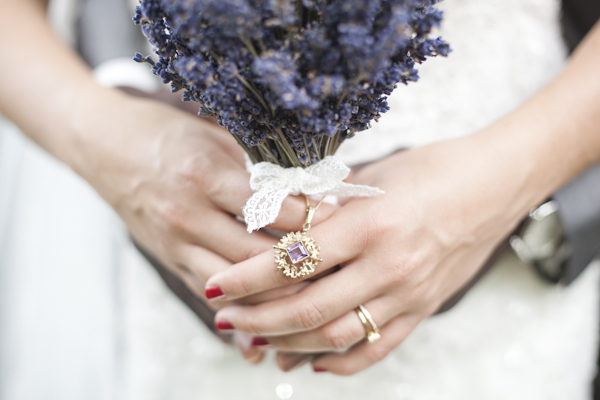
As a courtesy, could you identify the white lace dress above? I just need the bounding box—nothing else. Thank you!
[0,0,598,399]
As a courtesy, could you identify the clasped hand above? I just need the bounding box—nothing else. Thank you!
[207,135,526,375]
[102,98,526,375]
[85,99,338,362]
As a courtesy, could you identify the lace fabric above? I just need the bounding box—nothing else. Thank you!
[243,156,383,232]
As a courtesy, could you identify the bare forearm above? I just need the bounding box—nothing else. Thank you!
[475,21,600,220]
[0,0,132,176]
[521,20,600,179]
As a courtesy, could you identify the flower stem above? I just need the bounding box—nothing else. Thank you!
[276,128,303,167]
[235,73,271,113]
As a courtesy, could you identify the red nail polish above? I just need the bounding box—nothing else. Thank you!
[205,286,224,299]
[216,320,235,331]
[251,337,270,347]
[313,366,327,373]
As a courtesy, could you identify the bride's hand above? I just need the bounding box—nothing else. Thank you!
[204,133,543,375]
[83,96,335,303]
[0,0,338,365]
[78,97,337,364]
[206,20,600,366]
[0,0,337,307]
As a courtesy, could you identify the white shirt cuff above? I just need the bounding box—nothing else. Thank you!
[93,58,160,93]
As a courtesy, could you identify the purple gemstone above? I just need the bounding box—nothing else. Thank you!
[287,242,309,264]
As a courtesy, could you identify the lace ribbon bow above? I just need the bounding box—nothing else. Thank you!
[243,156,384,232]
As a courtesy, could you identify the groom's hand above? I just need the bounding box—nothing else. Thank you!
[205,135,531,375]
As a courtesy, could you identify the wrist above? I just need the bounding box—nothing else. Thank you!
[59,86,134,180]
[471,23,600,222]
[470,98,599,227]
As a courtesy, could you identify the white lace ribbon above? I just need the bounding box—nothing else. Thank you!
[243,156,384,232]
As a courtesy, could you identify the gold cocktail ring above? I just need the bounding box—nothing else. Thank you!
[273,195,324,279]
[355,304,381,343]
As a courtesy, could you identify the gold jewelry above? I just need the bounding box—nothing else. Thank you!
[273,195,324,278]
[355,304,381,343]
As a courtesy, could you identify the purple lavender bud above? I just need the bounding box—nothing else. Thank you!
[133,0,450,166]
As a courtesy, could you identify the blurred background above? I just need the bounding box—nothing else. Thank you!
[1,0,599,399]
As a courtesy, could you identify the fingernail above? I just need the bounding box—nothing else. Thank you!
[216,320,235,331]
[313,366,327,373]
[251,337,270,347]
[205,286,224,299]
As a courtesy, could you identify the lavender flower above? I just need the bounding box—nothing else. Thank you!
[134,0,450,167]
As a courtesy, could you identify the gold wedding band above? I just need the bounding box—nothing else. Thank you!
[355,304,381,343]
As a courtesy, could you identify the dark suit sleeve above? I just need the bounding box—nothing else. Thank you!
[562,0,600,53]
[554,0,600,284]
[554,161,600,284]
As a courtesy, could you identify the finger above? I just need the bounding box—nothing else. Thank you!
[203,123,248,168]
[191,211,278,263]
[168,246,300,311]
[266,195,338,232]
[266,297,398,353]
[206,210,366,301]
[213,258,378,336]
[208,167,254,217]
[153,243,230,303]
[239,281,311,305]
[176,270,210,301]
[177,244,313,310]
[173,243,283,309]
[209,168,338,232]
[276,353,314,372]
[246,351,265,365]
[176,242,232,282]
[311,313,423,376]
[233,332,266,365]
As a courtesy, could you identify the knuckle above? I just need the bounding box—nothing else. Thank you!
[294,300,327,331]
[389,251,425,285]
[366,203,394,239]
[156,201,190,234]
[320,325,353,350]
[176,154,214,189]
[386,261,409,285]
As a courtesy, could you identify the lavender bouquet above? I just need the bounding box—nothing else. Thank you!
[134,0,449,235]
[134,0,449,168]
